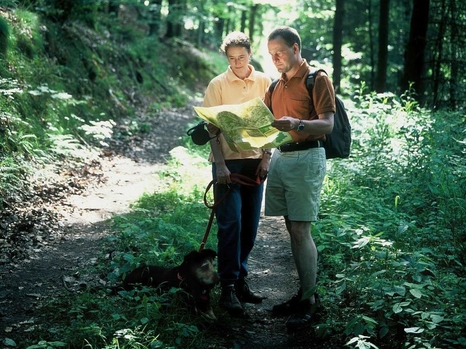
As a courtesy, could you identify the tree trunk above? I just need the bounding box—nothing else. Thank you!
[240,10,247,33]
[375,0,390,92]
[333,0,344,93]
[367,0,375,90]
[165,0,185,38]
[148,0,163,37]
[402,0,430,95]
[448,0,459,109]
[432,0,447,109]
[248,4,258,43]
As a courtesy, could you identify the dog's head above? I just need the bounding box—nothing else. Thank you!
[179,249,219,288]
[178,249,219,296]
[177,249,219,321]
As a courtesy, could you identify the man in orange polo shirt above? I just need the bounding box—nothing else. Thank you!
[263,26,335,330]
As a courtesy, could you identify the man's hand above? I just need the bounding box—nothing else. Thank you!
[271,116,298,132]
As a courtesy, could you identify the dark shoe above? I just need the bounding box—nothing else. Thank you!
[235,279,264,304]
[271,288,302,317]
[285,299,314,331]
[286,295,321,331]
[219,285,243,315]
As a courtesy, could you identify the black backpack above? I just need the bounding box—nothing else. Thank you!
[269,69,351,159]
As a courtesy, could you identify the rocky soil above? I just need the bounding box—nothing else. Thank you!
[0,99,338,349]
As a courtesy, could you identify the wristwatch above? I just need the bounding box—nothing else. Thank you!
[262,149,272,156]
[297,120,305,131]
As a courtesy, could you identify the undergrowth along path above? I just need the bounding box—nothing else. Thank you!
[0,103,198,337]
[0,100,334,348]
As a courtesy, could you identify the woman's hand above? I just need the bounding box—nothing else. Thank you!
[256,155,271,180]
[215,163,231,184]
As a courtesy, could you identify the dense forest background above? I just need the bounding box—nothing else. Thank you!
[0,1,465,348]
[5,0,464,109]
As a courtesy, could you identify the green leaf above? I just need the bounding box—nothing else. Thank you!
[346,337,359,345]
[392,301,410,313]
[404,327,424,334]
[352,236,370,249]
[409,288,423,298]
[354,322,365,336]
[362,315,378,325]
[379,325,390,338]
[3,338,16,347]
[393,286,406,296]
[393,303,403,314]
[430,314,444,323]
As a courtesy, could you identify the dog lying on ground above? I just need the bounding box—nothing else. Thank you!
[123,248,219,320]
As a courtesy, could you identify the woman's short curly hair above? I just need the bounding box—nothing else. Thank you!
[219,31,251,55]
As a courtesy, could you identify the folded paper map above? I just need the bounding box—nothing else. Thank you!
[193,97,292,151]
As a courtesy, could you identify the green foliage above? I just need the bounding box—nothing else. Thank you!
[18,148,214,348]
[0,16,9,57]
[314,92,466,348]
[2,3,465,349]
[0,6,213,202]
[106,189,210,284]
[0,156,28,197]
[17,93,466,347]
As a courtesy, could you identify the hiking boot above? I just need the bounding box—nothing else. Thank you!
[286,299,314,331]
[219,285,243,315]
[271,288,302,317]
[285,294,321,331]
[235,279,264,304]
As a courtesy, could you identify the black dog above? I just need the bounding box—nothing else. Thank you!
[123,249,219,320]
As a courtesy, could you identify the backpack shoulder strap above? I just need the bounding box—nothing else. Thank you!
[268,79,280,113]
[269,79,279,94]
[305,69,328,95]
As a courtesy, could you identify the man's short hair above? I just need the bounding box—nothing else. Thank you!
[268,26,301,50]
[220,31,251,55]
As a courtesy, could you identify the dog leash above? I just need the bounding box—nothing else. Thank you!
[199,173,264,252]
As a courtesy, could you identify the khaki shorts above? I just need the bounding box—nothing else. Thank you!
[265,147,326,221]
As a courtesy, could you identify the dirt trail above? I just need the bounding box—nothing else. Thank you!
[0,100,334,348]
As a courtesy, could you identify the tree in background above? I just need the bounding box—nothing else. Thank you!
[375,0,389,92]
[148,0,163,36]
[165,0,186,38]
[401,0,429,98]
[332,0,344,93]
[429,0,466,109]
[0,17,8,58]
[18,0,465,110]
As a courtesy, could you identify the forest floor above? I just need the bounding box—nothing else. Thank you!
[0,98,339,349]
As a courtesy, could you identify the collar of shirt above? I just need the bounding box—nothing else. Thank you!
[279,59,309,84]
[227,64,256,82]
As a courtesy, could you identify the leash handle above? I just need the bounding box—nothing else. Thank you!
[230,173,265,186]
[203,174,264,209]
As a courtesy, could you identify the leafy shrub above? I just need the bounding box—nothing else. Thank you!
[316,91,466,348]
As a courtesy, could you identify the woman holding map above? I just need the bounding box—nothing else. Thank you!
[202,31,271,316]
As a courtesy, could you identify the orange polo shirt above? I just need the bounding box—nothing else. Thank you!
[263,60,335,143]
[203,65,271,161]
